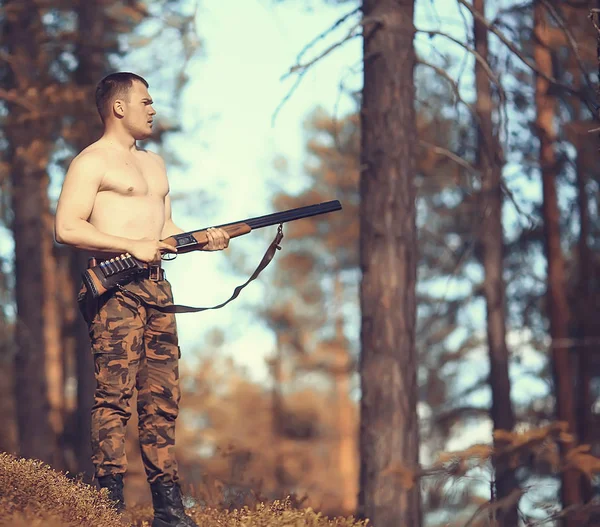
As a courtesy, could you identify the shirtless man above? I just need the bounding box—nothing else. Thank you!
[55,72,228,527]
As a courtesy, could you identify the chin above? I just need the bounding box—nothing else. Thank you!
[135,130,153,141]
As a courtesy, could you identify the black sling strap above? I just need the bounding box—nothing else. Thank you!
[116,225,284,314]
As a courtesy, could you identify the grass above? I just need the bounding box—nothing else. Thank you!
[0,453,367,526]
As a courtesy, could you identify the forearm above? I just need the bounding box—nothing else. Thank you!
[161,219,185,239]
[55,219,135,254]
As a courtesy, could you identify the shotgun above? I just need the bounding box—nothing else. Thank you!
[82,199,342,299]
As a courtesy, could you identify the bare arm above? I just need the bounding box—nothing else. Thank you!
[160,193,231,251]
[55,153,139,253]
[154,152,228,251]
[161,194,185,239]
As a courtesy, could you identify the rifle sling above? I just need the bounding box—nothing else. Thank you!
[116,224,284,314]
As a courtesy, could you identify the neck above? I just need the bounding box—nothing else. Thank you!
[102,122,137,151]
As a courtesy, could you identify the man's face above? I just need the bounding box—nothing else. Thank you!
[120,80,156,140]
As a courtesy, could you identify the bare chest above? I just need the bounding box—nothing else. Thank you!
[100,157,168,198]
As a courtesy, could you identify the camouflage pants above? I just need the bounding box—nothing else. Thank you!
[79,277,181,484]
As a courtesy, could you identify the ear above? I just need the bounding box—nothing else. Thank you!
[113,99,125,118]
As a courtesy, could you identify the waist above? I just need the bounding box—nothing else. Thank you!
[88,257,165,281]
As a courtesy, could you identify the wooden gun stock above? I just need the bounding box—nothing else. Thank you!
[162,222,252,253]
[81,223,253,298]
[82,200,342,299]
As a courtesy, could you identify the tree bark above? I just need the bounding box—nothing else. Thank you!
[333,273,357,515]
[43,208,65,467]
[70,0,111,478]
[533,0,581,513]
[573,104,594,504]
[271,334,286,493]
[472,0,519,523]
[359,1,421,525]
[69,251,94,478]
[574,132,593,504]
[4,0,58,465]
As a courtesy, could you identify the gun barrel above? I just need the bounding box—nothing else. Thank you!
[205,200,342,232]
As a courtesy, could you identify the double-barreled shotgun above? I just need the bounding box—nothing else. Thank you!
[82,200,343,311]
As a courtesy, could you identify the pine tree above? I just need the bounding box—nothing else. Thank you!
[359,0,421,525]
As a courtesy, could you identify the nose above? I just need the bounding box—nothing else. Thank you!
[149,106,156,116]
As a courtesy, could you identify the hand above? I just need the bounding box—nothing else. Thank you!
[203,227,230,251]
[129,238,177,263]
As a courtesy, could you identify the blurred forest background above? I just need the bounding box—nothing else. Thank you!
[2,0,600,526]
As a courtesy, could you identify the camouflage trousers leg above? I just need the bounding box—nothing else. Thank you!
[80,277,181,484]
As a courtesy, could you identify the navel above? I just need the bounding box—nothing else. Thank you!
[128,186,134,192]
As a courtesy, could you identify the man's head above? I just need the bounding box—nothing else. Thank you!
[95,72,155,139]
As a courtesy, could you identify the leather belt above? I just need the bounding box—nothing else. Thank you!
[88,257,164,282]
[144,265,164,281]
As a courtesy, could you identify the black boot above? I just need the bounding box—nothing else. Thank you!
[97,473,125,513]
[150,479,198,527]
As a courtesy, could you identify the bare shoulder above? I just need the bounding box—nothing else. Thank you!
[68,143,109,175]
[140,148,167,171]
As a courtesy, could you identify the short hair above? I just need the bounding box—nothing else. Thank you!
[95,72,149,122]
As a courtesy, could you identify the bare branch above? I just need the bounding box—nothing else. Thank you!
[419,139,477,174]
[416,58,478,117]
[284,31,362,80]
[420,124,536,229]
[290,6,361,69]
[540,0,597,99]
[526,500,600,526]
[331,60,362,151]
[457,0,596,115]
[273,28,361,125]
[463,489,525,527]
[418,29,504,100]
[272,10,374,125]
[417,28,511,145]
[271,73,307,127]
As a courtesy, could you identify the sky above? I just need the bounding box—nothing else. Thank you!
[0,0,555,469]
[0,0,553,430]
[129,2,564,513]
[139,0,547,387]
[0,1,363,379]
[124,0,363,379]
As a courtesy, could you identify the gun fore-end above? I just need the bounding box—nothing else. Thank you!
[165,222,252,254]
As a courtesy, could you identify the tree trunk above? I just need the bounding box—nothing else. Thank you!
[54,245,78,472]
[271,333,286,494]
[573,105,594,503]
[333,274,357,515]
[575,131,593,504]
[533,0,581,513]
[473,0,519,522]
[335,371,356,514]
[70,0,111,478]
[71,253,95,478]
[4,0,58,465]
[42,208,65,467]
[10,166,55,464]
[359,1,421,525]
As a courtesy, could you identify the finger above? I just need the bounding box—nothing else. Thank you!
[213,230,225,246]
[206,228,215,249]
[159,242,177,253]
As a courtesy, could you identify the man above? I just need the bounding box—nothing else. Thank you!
[55,72,229,527]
